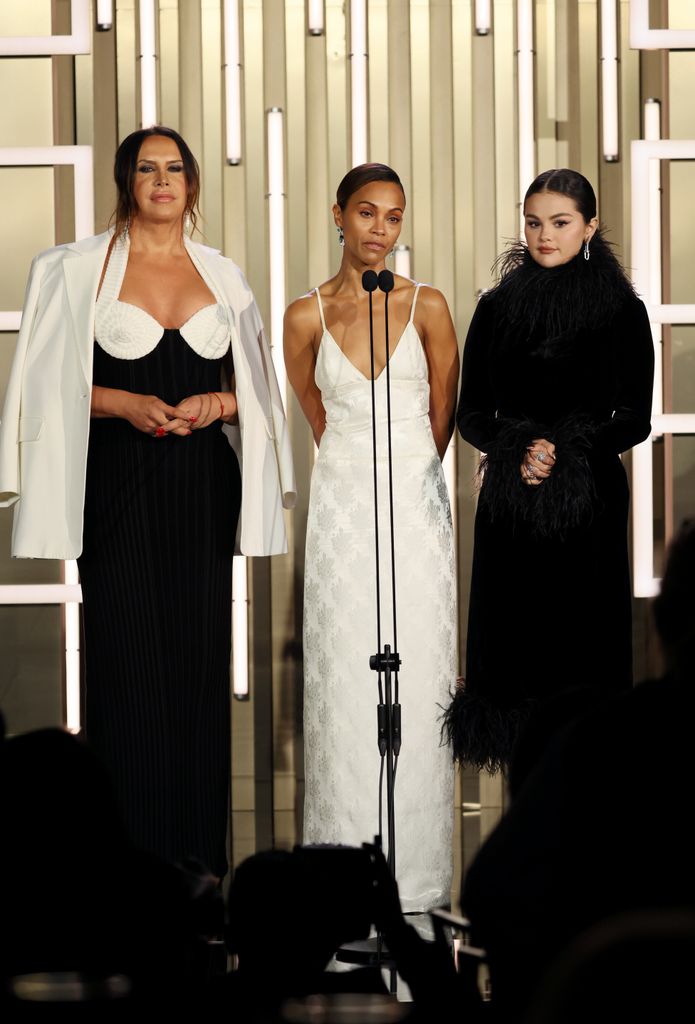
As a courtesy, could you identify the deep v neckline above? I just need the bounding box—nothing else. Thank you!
[321,322,413,383]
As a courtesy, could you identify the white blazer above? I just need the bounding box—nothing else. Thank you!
[0,231,296,559]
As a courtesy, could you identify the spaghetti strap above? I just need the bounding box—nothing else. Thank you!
[408,283,422,324]
[315,287,327,332]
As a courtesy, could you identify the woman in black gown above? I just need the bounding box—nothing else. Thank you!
[0,126,295,880]
[445,169,654,772]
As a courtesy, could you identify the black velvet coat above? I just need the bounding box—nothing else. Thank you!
[448,251,654,771]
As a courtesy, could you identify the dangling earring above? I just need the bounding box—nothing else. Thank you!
[583,239,590,261]
[337,226,344,247]
[184,211,192,236]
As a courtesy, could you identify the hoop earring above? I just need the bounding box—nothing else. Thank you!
[337,227,344,247]
[583,240,590,261]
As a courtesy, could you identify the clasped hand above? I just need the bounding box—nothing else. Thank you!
[521,437,556,485]
[124,392,236,436]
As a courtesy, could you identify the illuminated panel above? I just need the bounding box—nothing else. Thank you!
[96,0,113,31]
[629,0,695,50]
[517,0,535,209]
[631,139,695,597]
[139,0,158,127]
[223,0,242,165]
[267,108,287,400]
[350,0,368,166]
[475,0,491,36]
[232,556,249,699]
[308,0,325,36]
[600,0,619,161]
[0,0,90,55]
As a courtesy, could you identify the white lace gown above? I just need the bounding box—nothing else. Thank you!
[302,285,456,912]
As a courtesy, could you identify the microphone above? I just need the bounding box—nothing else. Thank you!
[377,269,394,293]
[362,270,379,292]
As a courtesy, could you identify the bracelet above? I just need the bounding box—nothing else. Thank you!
[208,391,225,421]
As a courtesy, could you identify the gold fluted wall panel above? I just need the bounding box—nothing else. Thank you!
[2,0,695,879]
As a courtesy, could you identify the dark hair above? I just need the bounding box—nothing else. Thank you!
[110,125,201,238]
[336,163,405,210]
[524,168,597,222]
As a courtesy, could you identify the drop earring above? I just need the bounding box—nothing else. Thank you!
[337,226,344,246]
[584,239,590,261]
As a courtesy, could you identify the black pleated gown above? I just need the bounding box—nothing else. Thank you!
[78,330,240,878]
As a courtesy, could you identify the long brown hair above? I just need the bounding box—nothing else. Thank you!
[110,126,201,238]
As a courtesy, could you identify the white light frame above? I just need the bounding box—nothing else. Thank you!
[96,0,114,31]
[629,0,695,50]
[0,146,93,731]
[0,0,90,55]
[475,0,491,36]
[139,0,158,128]
[223,0,243,165]
[516,0,535,216]
[600,0,619,162]
[631,138,695,597]
[0,147,94,332]
[308,0,325,36]
[267,108,287,400]
[232,556,250,698]
[350,0,368,167]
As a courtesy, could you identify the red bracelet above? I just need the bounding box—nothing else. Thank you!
[208,391,225,420]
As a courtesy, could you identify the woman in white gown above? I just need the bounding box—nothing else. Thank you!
[284,165,458,911]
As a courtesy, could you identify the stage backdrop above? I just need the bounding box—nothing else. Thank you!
[0,0,693,875]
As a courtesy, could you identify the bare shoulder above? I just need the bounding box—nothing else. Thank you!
[413,283,452,316]
[284,289,320,330]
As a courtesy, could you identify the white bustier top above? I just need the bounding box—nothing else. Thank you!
[95,234,231,360]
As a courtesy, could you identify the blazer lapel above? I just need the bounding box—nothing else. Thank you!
[62,234,111,386]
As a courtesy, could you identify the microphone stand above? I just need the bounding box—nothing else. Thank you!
[335,269,402,996]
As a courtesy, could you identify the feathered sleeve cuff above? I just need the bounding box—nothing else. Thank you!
[478,415,597,539]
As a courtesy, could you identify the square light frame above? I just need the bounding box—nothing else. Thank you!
[0,146,94,332]
[629,0,695,50]
[0,0,90,56]
[631,139,695,597]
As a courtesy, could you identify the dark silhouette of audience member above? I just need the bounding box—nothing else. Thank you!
[0,728,218,1011]
[461,519,695,1021]
[524,908,695,1023]
[206,845,389,1021]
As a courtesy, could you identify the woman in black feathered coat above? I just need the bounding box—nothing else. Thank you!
[445,169,654,773]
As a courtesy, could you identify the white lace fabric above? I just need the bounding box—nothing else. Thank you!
[302,285,456,913]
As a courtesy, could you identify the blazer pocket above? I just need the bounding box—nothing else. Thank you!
[18,416,45,442]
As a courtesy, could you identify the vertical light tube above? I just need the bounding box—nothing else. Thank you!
[308,0,325,36]
[393,244,411,279]
[350,0,368,166]
[267,108,287,400]
[645,98,662,417]
[600,0,619,162]
[96,0,113,31]
[232,556,250,699]
[517,0,535,215]
[475,0,491,36]
[223,0,242,165]
[139,0,158,127]
[64,560,81,733]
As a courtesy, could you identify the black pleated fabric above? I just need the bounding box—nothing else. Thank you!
[78,331,240,878]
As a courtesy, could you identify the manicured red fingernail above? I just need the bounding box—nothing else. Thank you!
[155,427,166,437]
[189,416,198,423]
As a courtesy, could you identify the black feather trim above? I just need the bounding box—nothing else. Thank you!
[491,233,636,356]
[440,685,536,773]
[478,413,598,539]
